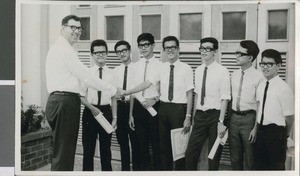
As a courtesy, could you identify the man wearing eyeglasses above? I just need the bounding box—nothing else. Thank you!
[253,49,294,170]
[45,15,121,171]
[128,33,162,170]
[80,39,117,171]
[113,40,141,171]
[185,37,231,170]
[229,40,264,170]
[123,36,194,170]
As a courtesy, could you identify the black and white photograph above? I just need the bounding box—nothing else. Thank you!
[15,0,299,176]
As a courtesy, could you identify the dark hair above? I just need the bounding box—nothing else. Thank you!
[162,36,179,48]
[200,37,219,50]
[261,49,282,64]
[90,39,108,53]
[240,40,260,62]
[137,33,155,45]
[62,15,81,25]
[114,40,131,51]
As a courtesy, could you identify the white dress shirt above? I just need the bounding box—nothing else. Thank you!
[130,56,161,99]
[80,65,115,105]
[46,36,116,96]
[113,62,134,101]
[256,75,294,126]
[231,66,264,111]
[149,60,194,103]
[194,61,231,111]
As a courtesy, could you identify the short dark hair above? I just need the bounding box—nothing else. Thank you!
[261,49,282,64]
[137,33,155,45]
[62,15,81,25]
[114,40,131,52]
[200,37,219,50]
[240,40,260,62]
[162,36,179,48]
[90,39,108,53]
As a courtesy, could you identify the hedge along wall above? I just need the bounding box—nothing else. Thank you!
[21,129,53,170]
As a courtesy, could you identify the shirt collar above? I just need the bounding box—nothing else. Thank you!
[267,75,280,84]
[169,59,180,66]
[142,55,156,63]
[204,60,217,69]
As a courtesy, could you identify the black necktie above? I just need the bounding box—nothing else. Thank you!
[97,67,103,106]
[236,71,245,111]
[260,81,269,125]
[168,64,174,101]
[142,61,149,96]
[122,66,128,101]
[200,66,208,106]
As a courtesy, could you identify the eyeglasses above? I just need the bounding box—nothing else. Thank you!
[199,47,215,52]
[116,49,128,55]
[65,25,83,32]
[235,51,249,58]
[164,46,178,51]
[259,62,277,68]
[138,42,151,49]
[93,51,107,56]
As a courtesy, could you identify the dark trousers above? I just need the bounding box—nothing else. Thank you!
[132,99,161,170]
[158,102,186,171]
[185,109,223,170]
[253,123,287,170]
[229,111,256,170]
[45,93,81,171]
[116,101,140,171]
[82,104,112,171]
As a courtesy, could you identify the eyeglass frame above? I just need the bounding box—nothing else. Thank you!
[116,48,128,55]
[93,51,108,56]
[235,51,250,58]
[164,46,179,51]
[64,25,84,32]
[138,42,151,49]
[199,47,215,52]
[259,62,278,68]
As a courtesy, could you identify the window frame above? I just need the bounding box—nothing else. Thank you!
[266,9,289,42]
[104,15,125,42]
[78,15,92,42]
[139,13,163,42]
[178,12,203,43]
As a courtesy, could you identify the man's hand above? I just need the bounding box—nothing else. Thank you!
[218,122,226,138]
[248,127,257,143]
[114,88,125,99]
[112,118,117,130]
[142,98,156,109]
[181,117,191,134]
[129,115,135,131]
[91,106,101,117]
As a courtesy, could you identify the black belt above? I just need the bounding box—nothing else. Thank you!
[198,109,219,114]
[118,100,130,104]
[232,109,255,116]
[50,91,79,96]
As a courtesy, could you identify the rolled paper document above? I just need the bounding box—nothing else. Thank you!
[134,94,157,116]
[94,113,114,134]
[287,137,295,157]
[208,130,228,159]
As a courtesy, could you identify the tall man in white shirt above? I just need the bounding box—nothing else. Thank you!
[113,40,140,171]
[129,33,162,170]
[45,15,120,171]
[185,37,231,170]
[124,36,194,170]
[80,39,117,171]
[229,40,264,170]
[254,49,294,170]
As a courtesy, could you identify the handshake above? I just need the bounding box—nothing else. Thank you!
[114,88,129,99]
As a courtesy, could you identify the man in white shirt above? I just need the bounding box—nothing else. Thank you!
[128,33,162,170]
[45,15,120,171]
[80,39,117,171]
[185,37,231,170]
[229,40,264,170]
[253,49,294,170]
[124,36,194,170]
[113,40,140,171]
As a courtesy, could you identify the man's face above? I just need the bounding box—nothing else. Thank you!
[200,42,215,62]
[138,40,154,58]
[92,46,107,65]
[260,57,280,80]
[163,40,179,63]
[116,45,130,63]
[61,19,82,44]
[235,46,251,66]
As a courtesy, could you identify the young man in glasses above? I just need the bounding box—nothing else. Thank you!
[229,40,264,170]
[80,39,117,171]
[45,15,120,171]
[128,33,162,170]
[113,40,141,171]
[253,49,294,170]
[124,36,194,170]
[185,37,231,170]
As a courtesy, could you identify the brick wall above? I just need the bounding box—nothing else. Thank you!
[21,129,53,170]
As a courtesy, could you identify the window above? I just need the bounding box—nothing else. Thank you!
[268,10,288,40]
[180,13,202,40]
[222,12,246,40]
[142,15,161,40]
[106,16,124,40]
[79,17,90,41]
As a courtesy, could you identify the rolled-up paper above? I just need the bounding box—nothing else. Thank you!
[94,113,114,134]
[208,130,228,159]
[134,94,157,116]
[287,137,295,157]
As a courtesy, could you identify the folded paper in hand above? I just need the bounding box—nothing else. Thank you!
[134,94,157,116]
[94,113,114,134]
[171,127,192,161]
[208,129,228,159]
